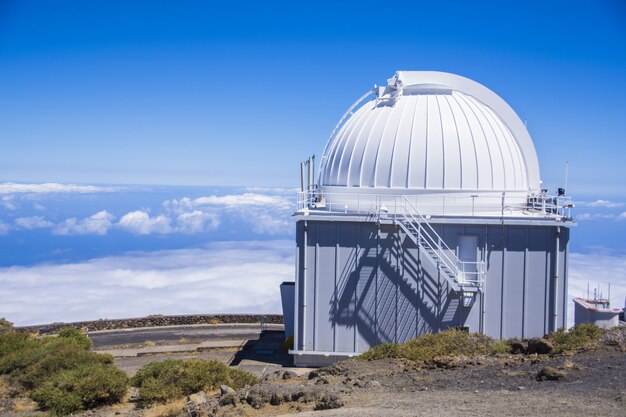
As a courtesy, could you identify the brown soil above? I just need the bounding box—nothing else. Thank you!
[2,332,624,417]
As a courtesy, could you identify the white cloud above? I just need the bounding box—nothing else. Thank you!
[245,186,299,195]
[53,210,116,236]
[15,216,54,230]
[163,193,294,236]
[0,221,9,235]
[2,244,623,329]
[1,196,17,210]
[193,193,291,208]
[0,182,119,195]
[576,213,615,221]
[118,210,172,235]
[618,212,626,221]
[175,210,220,234]
[578,199,624,208]
[0,241,294,326]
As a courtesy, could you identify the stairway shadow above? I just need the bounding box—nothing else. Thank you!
[229,330,293,367]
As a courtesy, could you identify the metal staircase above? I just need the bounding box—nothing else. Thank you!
[390,196,485,293]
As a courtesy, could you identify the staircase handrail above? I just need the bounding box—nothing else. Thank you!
[398,196,484,288]
[400,197,462,273]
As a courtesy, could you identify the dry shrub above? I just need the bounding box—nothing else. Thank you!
[131,359,257,406]
[548,323,602,354]
[143,398,187,417]
[360,329,511,364]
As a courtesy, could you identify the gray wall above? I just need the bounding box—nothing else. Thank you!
[294,220,569,354]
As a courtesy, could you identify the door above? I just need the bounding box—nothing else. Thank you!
[457,235,479,283]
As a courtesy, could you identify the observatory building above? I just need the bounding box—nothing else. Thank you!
[288,71,574,367]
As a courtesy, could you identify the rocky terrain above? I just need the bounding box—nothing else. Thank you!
[2,326,624,417]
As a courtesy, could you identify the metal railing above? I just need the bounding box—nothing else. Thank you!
[296,190,573,220]
[394,196,484,291]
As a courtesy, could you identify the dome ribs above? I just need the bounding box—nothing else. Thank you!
[344,102,379,187]
[448,92,480,189]
[442,94,463,190]
[457,92,496,190]
[405,94,419,189]
[328,102,371,186]
[468,95,508,190]
[319,71,538,194]
[359,104,388,187]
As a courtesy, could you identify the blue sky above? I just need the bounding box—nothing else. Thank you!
[1,1,625,193]
[1,1,625,325]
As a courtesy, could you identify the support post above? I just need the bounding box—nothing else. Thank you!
[553,226,561,331]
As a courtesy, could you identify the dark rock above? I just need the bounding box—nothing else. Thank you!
[509,338,528,354]
[220,385,235,397]
[315,393,344,410]
[315,376,330,385]
[186,391,218,417]
[527,338,554,355]
[219,392,237,407]
[282,371,297,380]
[536,366,567,381]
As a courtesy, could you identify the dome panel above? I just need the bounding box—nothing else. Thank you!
[439,95,463,189]
[320,71,541,194]
[407,94,428,189]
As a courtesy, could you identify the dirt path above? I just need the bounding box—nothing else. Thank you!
[237,348,625,417]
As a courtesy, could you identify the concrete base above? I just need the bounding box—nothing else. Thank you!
[291,350,357,367]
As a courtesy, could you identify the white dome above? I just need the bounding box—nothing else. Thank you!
[320,71,541,194]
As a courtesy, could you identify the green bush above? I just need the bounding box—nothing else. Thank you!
[58,327,92,350]
[359,329,511,363]
[548,323,602,354]
[0,331,33,360]
[32,363,128,416]
[359,343,401,360]
[3,337,111,389]
[132,359,258,405]
[0,331,124,415]
[0,318,13,329]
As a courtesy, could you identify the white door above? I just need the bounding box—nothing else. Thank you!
[457,235,479,282]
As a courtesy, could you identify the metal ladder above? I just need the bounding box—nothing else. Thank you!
[392,196,485,293]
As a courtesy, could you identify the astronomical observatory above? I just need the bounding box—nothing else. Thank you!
[285,71,574,367]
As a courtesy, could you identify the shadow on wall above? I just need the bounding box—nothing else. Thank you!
[329,227,472,350]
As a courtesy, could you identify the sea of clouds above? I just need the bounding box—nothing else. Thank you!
[0,182,624,326]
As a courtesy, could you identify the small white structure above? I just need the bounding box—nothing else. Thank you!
[574,298,621,329]
[288,71,575,367]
